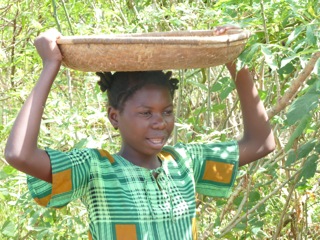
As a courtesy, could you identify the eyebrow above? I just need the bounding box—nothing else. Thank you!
[136,103,173,109]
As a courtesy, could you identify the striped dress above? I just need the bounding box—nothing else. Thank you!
[27,141,239,240]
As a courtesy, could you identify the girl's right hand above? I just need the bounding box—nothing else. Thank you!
[34,28,63,65]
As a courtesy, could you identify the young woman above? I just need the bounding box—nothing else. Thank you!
[5,27,275,239]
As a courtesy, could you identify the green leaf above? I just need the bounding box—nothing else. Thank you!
[249,191,260,202]
[315,143,320,154]
[285,26,305,46]
[3,165,17,176]
[73,138,89,149]
[211,77,229,92]
[306,25,317,45]
[0,170,9,180]
[261,45,278,71]
[280,55,298,68]
[239,43,261,63]
[284,115,311,152]
[285,149,297,166]
[300,154,318,180]
[186,80,208,91]
[297,140,317,160]
[286,82,320,126]
[1,220,16,237]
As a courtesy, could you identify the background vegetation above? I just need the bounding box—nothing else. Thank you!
[0,0,319,239]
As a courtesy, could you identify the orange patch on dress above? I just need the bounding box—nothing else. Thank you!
[202,161,234,184]
[115,224,137,240]
[52,169,72,194]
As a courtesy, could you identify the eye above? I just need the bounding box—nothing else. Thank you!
[163,109,173,116]
[139,111,152,117]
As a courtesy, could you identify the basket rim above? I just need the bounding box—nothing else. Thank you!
[57,29,250,45]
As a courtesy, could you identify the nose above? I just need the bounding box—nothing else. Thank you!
[152,113,166,129]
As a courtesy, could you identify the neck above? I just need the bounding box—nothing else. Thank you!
[118,149,161,169]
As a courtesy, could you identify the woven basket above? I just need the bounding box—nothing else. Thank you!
[57,29,250,72]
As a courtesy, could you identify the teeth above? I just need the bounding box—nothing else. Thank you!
[149,138,163,144]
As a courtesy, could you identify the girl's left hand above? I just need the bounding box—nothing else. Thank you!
[214,25,241,35]
[34,28,63,65]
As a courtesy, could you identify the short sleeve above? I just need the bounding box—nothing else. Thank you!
[173,141,239,198]
[27,148,94,208]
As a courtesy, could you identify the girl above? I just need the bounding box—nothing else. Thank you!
[5,27,275,239]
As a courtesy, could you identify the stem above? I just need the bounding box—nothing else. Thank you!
[109,0,129,26]
[219,170,301,236]
[272,161,303,239]
[51,0,61,32]
[206,68,211,128]
[61,0,74,35]
[173,70,184,145]
[260,0,269,44]
[267,51,320,119]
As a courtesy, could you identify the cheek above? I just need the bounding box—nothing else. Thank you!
[166,116,175,129]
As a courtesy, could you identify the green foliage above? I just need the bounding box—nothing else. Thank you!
[0,0,319,239]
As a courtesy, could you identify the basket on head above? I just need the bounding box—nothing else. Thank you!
[57,29,250,72]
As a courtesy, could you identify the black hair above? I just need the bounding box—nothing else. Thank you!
[96,71,179,112]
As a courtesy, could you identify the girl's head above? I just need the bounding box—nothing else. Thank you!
[96,71,179,162]
[96,71,179,112]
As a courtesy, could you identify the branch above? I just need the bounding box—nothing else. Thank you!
[267,51,320,119]
[219,170,301,237]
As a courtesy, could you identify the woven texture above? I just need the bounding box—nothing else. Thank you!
[57,29,250,72]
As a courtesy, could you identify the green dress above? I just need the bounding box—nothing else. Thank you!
[28,141,239,240]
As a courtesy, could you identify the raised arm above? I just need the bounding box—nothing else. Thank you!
[226,62,275,166]
[5,29,62,182]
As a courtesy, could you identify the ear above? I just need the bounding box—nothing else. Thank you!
[108,107,119,130]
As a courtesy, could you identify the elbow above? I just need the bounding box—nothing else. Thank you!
[4,146,26,168]
[262,133,276,157]
[264,141,276,156]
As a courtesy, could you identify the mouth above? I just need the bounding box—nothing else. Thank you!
[146,137,167,147]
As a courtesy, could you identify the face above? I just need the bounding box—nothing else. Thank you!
[108,84,175,163]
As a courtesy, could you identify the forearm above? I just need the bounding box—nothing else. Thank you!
[227,63,275,165]
[5,62,60,160]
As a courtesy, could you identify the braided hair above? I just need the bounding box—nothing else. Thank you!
[96,71,179,112]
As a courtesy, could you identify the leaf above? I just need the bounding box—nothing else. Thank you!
[1,220,16,237]
[73,138,89,149]
[211,77,229,92]
[239,43,261,63]
[249,191,260,202]
[285,26,305,46]
[260,45,278,71]
[306,25,317,45]
[297,140,317,160]
[3,165,17,176]
[280,55,298,68]
[300,154,318,180]
[186,80,208,91]
[285,149,297,166]
[315,143,320,154]
[0,170,9,180]
[286,82,320,126]
[284,115,311,152]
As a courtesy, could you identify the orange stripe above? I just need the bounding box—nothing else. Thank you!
[98,149,115,163]
[158,151,174,161]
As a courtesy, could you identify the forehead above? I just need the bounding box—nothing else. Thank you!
[126,84,173,107]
